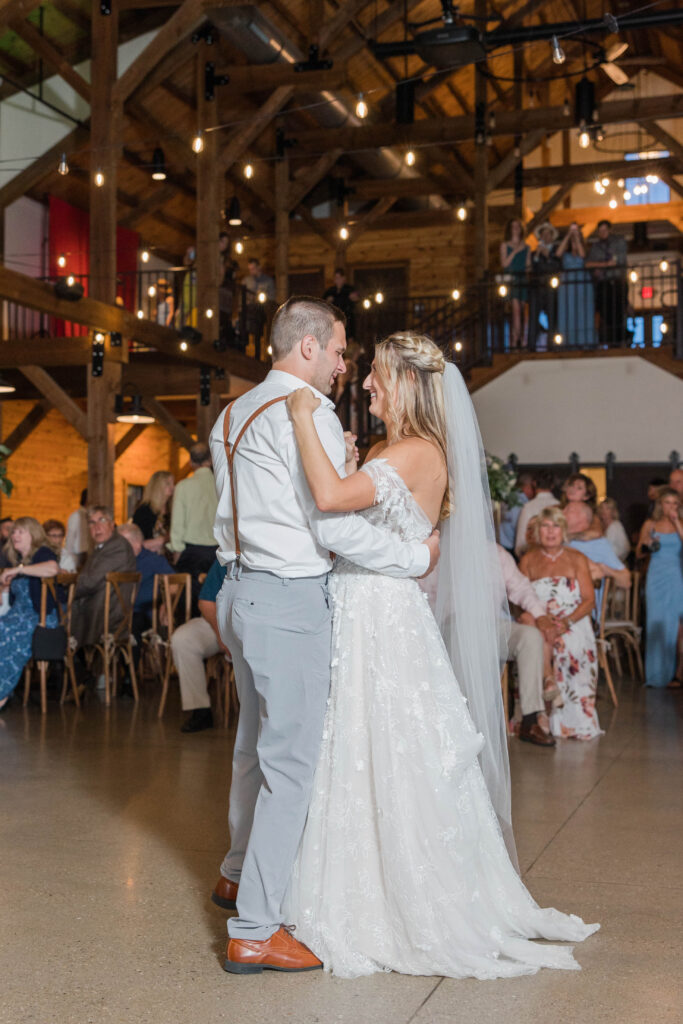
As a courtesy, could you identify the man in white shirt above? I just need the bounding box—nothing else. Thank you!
[515,469,558,557]
[209,296,438,975]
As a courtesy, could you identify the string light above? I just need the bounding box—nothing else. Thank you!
[235,240,244,254]
[594,181,605,194]
[147,285,156,297]
[141,249,150,263]
[94,169,105,187]
[454,341,463,352]
[374,291,384,304]
[267,345,273,355]
[57,152,69,176]
[57,253,66,268]
[457,205,467,221]
[554,333,563,345]
[550,276,560,289]
[660,322,668,334]
[257,291,267,303]
[136,309,144,319]
[498,284,508,297]
[617,178,625,188]
[601,177,610,187]
[623,190,631,201]
[362,298,371,309]
[180,340,188,352]
[405,149,416,166]
[659,259,669,272]
[192,131,204,154]
[339,226,349,240]
[578,130,590,149]
[355,94,368,119]
[451,288,461,301]
[66,275,75,287]
[629,270,638,283]
[205,308,214,318]
[551,35,566,65]
[244,163,254,179]
[563,97,571,117]
[608,198,617,209]
[94,331,105,342]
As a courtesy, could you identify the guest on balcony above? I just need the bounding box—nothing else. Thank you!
[500,219,531,350]
[556,222,595,348]
[528,222,559,351]
[585,220,628,348]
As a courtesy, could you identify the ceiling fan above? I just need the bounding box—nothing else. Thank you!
[599,41,630,85]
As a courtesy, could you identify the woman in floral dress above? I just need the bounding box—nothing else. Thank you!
[520,506,601,740]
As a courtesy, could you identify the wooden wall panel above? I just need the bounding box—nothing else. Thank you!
[0,402,181,526]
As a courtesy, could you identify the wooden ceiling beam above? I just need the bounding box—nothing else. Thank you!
[118,182,179,229]
[215,63,349,92]
[8,16,91,102]
[525,183,574,238]
[18,366,88,437]
[641,119,683,162]
[0,337,126,367]
[319,0,373,51]
[487,128,546,192]
[287,148,343,211]
[549,200,683,228]
[0,0,43,35]
[220,85,294,175]
[1,399,49,456]
[0,125,90,210]
[290,93,683,151]
[114,423,149,460]
[142,396,195,449]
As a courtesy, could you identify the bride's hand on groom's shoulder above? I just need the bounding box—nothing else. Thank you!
[286,387,321,418]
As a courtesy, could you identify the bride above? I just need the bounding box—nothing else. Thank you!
[282,331,598,979]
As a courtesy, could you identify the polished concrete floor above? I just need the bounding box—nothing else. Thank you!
[1,679,681,1024]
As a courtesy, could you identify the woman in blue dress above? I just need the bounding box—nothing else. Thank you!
[0,517,60,709]
[637,489,683,688]
[499,219,531,349]
[556,223,596,348]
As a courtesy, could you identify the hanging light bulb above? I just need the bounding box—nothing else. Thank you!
[617,178,625,188]
[147,285,156,298]
[58,152,69,176]
[594,180,603,193]
[405,149,416,166]
[551,35,566,65]
[550,276,560,289]
[578,130,590,149]
[94,331,105,343]
[151,147,167,181]
[179,340,189,352]
[554,333,563,345]
[355,94,368,119]
[454,341,463,353]
[66,275,75,287]
[374,291,384,304]
[94,169,105,187]
[451,288,461,301]
[601,177,610,187]
[457,205,467,221]
[659,259,669,272]
[0,376,16,394]
[563,97,571,117]
[660,322,668,334]
[235,240,244,255]
[205,308,214,319]
[136,309,144,319]
[244,163,254,179]
[488,111,496,131]
[192,131,204,154]
[609,198,618,209]
[339,226,349,240]
[141,249,150,263]
[629,270,638,283]
[362,298,371,309]
[257,291,267,304]
[267,344,273,356]
[57,253,67,268]
[623,190,631,201]
[498,284,508,297]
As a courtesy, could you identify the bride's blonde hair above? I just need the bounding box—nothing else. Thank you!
[373,332,451,518]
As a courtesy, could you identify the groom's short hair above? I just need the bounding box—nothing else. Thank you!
[270,296,346,360]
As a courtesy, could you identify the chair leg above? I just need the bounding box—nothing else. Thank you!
[39,661,48,714]
[158,649,172,718]
[633,641,645,682]
[624,638,636,679]
[127,644,139,701]
[66,654,80,708]
[104,647,111,706]
[601,648,619,708]
[23,662,32,707]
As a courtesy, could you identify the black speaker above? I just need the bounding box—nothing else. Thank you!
[396,80,415,125]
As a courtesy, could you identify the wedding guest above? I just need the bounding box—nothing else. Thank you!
[172,559,229,734]
[564,501,630,616]
[133,470,174,553]
[64,489,89,570]
[497,545,556,747]
[598,499,631,561]
[155,278,174,327]
[669,467,683,506]
[520,507,601,740]
[323,269,359,340]
[499,472,535,554]
[242,257,275,347]
[528,222,559,350]
[637,487,683,688]
[500,219,531,349]
[0,518,59,710]
[118,522,173,671]
[71,506,136,650]
[556,223,595,348]
[0,517,12,569]
[585,220,628,348]
[515,469,558,557]
[560,472,598,511]
[43,519,77,571]
[169,443,218,612]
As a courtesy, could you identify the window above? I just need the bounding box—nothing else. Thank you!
[624,151,670,205]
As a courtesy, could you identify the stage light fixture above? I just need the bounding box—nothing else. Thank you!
[151,147,167,181]
[227,197,242,226]
[0,376,16,393]
[115,393,155,424]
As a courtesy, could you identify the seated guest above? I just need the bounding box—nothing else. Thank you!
[171,559,229,733]
[0,518,59,709]
[71,506,136,650]
[515,469,558,557]
[65,489,89,570]
[499,472,535,554]
[132,471,175,553]
[561,472,597,511]
[598,499,631,561]
[520,507,601,741]
[637,487,683,688]
[117,522,173,662]
[169,442,218,612]
[497,545,557,747]
[43,519,77,571]
[0,517,13,569]
[564,501,631,602]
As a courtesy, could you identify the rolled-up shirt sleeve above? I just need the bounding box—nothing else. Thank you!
[290,411,429,579]
[498,547,546,618]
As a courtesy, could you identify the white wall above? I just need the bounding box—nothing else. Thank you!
[471,356,683,464]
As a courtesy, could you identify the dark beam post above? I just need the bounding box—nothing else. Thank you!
[195,52,220,353]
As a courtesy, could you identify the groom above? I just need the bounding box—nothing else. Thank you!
[208,296,439,974]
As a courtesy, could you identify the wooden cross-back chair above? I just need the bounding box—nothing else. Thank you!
[94,571,141,706]
[23,573,79,714]
[603,570,644,682]
[206,652,239,728]
[595,578,619,707]
[156,573,192,717]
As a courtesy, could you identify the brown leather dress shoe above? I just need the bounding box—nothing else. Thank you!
[224,927,323,974]
[519,721,556,747]
[211,876,238,910]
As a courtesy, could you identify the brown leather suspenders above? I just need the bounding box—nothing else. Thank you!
[223,395,288,562]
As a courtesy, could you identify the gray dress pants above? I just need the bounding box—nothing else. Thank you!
[216,566,332,940]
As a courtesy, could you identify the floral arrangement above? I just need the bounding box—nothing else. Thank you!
[486,454,519,507]
[0,444,14,496]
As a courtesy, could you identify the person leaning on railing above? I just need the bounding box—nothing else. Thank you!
[0,517,59,710]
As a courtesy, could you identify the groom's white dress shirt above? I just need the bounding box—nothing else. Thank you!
[209,369,429,579]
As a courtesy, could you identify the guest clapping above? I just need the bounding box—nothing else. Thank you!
[519,507,601,740]
[0,518,59,709]
[637,487,683,688]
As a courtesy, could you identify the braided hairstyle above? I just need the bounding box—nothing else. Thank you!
[373,332,451,518]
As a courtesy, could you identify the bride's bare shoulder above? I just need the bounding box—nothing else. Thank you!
[384,438,446,486]
[364,440,389,463]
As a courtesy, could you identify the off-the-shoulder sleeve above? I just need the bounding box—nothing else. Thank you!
[360,458,393,506]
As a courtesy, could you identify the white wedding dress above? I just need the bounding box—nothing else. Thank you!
[284,459,599,979]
